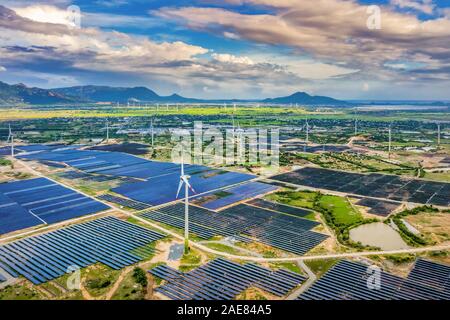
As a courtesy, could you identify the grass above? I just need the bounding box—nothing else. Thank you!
[0,282,46,300]
[317,195,362,226]
[269,262,303,275]
[236,287,268,300]
[304,259,339,278]
[423,171,450,182]
[111,271,146,300]
[83,264,121,297]
[266,190,317,209]
[179,248,202,272]
[202,242,244,255]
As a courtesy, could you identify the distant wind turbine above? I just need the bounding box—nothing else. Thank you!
[7,124,14,158]
[437,123,441,146]
[105,119,109,142]
[150,118,154,147]
[176,155,196,254]
[388,123,392,159]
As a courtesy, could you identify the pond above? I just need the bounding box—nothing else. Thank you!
[349,222,410,250]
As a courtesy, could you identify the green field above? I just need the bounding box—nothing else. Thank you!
[317,195,363,227]
[266,190,317,210]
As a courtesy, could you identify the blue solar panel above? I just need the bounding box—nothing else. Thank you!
[198,181,278,210]
[0,178,110,234]
[0,217,165,284]
[113,170,255,206]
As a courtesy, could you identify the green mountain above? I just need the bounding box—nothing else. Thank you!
[0,81,349,106]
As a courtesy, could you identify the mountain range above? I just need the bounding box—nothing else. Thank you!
[0,81,349,106]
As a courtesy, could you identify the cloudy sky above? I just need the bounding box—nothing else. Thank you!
[0,0,449,100]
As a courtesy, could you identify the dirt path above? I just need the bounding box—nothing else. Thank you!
[104,266,133,300]
[80,278,95,300]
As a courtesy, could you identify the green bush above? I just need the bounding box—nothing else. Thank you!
[132,267,148,287]
[86,278,111,289]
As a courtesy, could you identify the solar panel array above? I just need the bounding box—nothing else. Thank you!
[196,182,278,210]
[299,260,450,300]
[271,167,450,206]
[0,216,165,284]
[141,203,253,241]
[407,259,450,294]
[246,198,313,218]
[229,205,328,255]
[18,145,256,207]
[150,258,306,300]
[98,194,152,211]
[58,171,92,180]
[141,203,328,255]
[0,177,109,234]
[355,197,400,216]
[113,168,254,206]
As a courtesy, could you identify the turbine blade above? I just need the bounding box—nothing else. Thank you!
[181,154,184,176]
[183,177,196,194]
[176,179,184,198]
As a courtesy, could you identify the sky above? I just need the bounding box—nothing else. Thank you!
[0,0,449,100]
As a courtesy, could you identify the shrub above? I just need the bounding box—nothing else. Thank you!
[132,267,148,287]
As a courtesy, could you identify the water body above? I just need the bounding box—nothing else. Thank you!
[349,222,409,250]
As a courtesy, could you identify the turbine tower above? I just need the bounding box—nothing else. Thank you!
[176,155,195,254]
[306,118,309,144]
[150,119,154,147]
[437,123,441,146]
[388,124,392,159]
[7,124,14,158]
[106,120,109,143]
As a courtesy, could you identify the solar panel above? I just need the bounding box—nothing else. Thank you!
[0,216,165,284]
[299,260,450,300]
[97,194,152,211]
[150,258,306,300]
[246,198,313,218]
[0,178,110,234]
[271,167,450,207]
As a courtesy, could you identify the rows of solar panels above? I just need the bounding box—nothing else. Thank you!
[17,146,256,206]
[0,217,165,284]
[299,259,450,300]
[271,167,450,206]
[150,258,306,300]
[193,182,278,210]
[97,194,152,211]
[141,203,328,255]
[354,197,401,216]
[0,177,109,234]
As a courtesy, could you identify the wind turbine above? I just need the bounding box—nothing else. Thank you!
[388,123,392,159]
[176,155,195,254]
[437,122,441,146]
[6,124,14,158]
[150,118,154,147]
[105,119,109,143]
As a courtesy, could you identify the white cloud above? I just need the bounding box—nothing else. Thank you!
[12,4,74,26]
[157,0,450,82]
[0,66,6,71]
[390,0,435,15]
[212,53,254,65]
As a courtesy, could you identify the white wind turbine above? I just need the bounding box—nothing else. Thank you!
[6,124,14,158]
[176,155,195,254]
